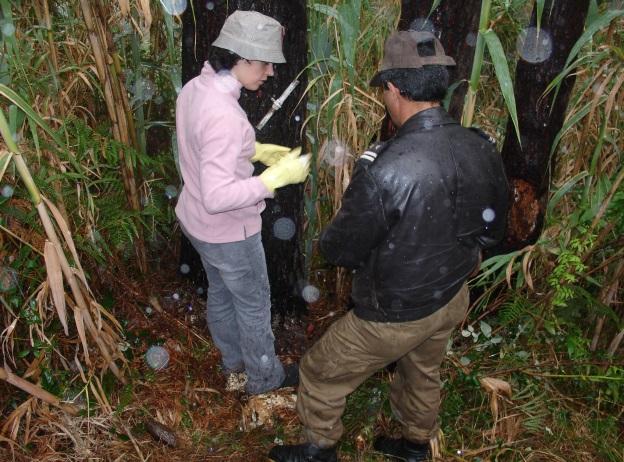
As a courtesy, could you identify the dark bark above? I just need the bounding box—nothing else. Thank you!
[180,0,308,315]
[493,0,590,253]
[399,0,482,119]
[380,0,481,140]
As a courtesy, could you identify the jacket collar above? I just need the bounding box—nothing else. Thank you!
[396,106,457,137]
[200,62,242,98]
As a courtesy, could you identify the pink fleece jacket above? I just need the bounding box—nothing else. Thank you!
[175,63,273,243]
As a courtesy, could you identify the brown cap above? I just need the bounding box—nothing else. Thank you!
[370,31,455,87]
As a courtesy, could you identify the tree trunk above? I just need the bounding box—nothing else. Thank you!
[180,0,308,315]
[380,0,482,140]
[399,0,482,119]
[494,0,590,253]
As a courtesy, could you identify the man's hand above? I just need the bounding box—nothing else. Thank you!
[252,142,292,166]
[259,148,311,192]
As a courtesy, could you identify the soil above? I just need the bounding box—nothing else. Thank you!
[79,251,345,461]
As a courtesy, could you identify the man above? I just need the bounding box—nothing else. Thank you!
[269,30,508,461]
[176,10,309,395]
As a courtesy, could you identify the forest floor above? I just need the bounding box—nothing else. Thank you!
[1,252,622,461]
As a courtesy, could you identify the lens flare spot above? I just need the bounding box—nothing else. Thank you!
[516,27,553,64]
[159,0,188,16]
[482,208,496,223]
[302,285,320,303]
[145,345,170,370]
[273,217,296,240]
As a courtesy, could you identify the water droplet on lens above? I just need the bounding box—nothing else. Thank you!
[159,0,188,16]
[261,354,268,363]
[482,208,495,223]
[206,1,215,10]
[320,139,351,167]
[294,115,301,122]
[1,22,15,37]
[0,266,18,292]
[408,17,435,33]
[180,263,190,274]
[164,185,178,199]
[145,345,170,370]
[302,285,320,303]
[516,27,553,64]
[172,292,180,300]
[465,32,477,47]
[273,217,296,240]
[1,185,14,198]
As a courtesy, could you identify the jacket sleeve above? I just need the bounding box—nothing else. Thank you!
[319,166,389,269]
[197,111,268,214]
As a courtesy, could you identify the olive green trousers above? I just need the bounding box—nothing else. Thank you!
[296,285,469,447]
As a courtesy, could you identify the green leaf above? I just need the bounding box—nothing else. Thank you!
[535,0,545,32]
[482,30,520,145]
[548,9,624,104]
[550,96,603,157]
[310,3,339,20]
[564,9,624,75]
[443,80,464,111]
[0,149,12,181]
[546,171,589,218]
[0,84,64,149]
[17,349,31,358]
[428,0,443,18]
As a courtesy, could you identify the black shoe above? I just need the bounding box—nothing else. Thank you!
[268,443,337,462]
[279,363,299,389]
[373,436,430,462]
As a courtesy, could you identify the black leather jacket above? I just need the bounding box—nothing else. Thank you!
[319,107,509,322]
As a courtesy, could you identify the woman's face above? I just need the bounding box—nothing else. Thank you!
[232,59,275,91]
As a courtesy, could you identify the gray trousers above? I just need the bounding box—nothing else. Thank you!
[182,227,285,394]
[297,285,469,447]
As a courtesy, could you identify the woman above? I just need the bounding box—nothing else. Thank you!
[175,10,309,394]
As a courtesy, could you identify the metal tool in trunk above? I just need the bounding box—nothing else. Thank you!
[256,79,300,131]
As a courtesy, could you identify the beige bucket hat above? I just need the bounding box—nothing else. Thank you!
[212,10,286,63]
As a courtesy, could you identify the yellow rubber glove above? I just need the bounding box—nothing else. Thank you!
[252,142,292,166]
[259,147,311,192]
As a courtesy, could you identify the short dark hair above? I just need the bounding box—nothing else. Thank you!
[208,46,243,71]
[379,40,449,102]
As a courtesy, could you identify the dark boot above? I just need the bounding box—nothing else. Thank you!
[279,363,299,389]
[373,436,430,462]
[268,443,337,462]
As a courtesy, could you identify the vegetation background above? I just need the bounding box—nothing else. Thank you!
[0,0,622,460]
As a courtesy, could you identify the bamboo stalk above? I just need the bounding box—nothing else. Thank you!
[0,109,125,381]
[78,0,147,272]
[607,330,623,357]
[35,203,125,381]
[0,366,79,416]
[590,260,624,351]
[461,0,492,127]
[41,0,65,118]
[111,52,139,150]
